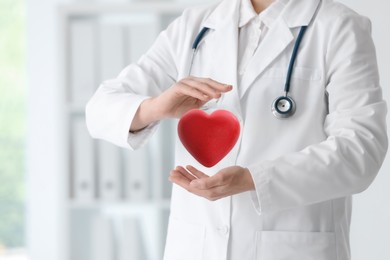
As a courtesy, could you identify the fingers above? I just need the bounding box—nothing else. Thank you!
[181,79,220,99]
[191,175,223,190]
[186,166,223,190]
[194,77,233,93]
[169,166,254,202]
[168,166,198,191]
[185,165,208,179]
[176,82,211,101]
[182,78,232,98]
[169,170,191,190]
[175,166,197,181]
[169,165,217,190]
[169,170,226,201]
[177,77,232,100]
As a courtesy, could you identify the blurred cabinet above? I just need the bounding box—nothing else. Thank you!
[58,2,191,260]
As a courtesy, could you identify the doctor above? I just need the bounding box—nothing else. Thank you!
[86,0,388,259]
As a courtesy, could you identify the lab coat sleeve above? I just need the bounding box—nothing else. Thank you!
[85,19,181,150]
[248,14,388,214]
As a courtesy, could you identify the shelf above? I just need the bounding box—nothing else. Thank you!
[59,1,197,17]
[67,103,86,114]
[60,3,183,260]
[68,199,171,211]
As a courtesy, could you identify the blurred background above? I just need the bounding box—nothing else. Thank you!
[0,0,389,260]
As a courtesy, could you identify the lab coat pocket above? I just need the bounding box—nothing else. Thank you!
[255,231,336,260]
[264,67,321,81]
[163,217,205,260]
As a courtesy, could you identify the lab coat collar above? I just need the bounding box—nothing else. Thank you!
[238,0,321,96]
[238,0,257,28]
[201,0,321,99]
[195,1,241,219]
[202,0,321,29]
[239,0,288,29]
[202,0,238,29]
[199,0,243,121]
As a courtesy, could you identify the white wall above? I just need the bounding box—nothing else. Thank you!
[337,1,390,259]
[26,0,71,259]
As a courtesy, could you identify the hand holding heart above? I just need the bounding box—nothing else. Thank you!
[130,77,232,132]
[154,76,233,118]
[169,165,255,201]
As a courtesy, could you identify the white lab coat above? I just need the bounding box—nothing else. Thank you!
[86,0,388,259]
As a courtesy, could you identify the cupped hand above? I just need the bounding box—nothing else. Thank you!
[169,165,255,201]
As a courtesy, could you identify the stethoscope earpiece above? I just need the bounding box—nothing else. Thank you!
[272,96,296,119]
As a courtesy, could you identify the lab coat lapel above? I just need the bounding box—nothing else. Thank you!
[200,0,241,227]
[239,0,322,98]
[239,19,293,98]
[202,0,242,121]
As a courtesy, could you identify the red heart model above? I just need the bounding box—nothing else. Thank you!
[178,109,240,167]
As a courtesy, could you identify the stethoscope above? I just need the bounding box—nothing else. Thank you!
[189,25,308,119]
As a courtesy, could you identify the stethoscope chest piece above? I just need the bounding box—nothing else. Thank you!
[272,96,296,119]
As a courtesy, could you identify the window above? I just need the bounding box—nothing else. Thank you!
[0,0,28,259]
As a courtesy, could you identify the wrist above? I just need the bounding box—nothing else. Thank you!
[130,97,163,132]
[146,96,168,121]
[142,97,158,122]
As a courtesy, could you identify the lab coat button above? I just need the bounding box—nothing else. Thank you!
[218,225,229,235]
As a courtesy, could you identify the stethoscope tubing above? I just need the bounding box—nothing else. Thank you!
[189,25,308,118]
[188,27,210,76]
[284,26,308,94]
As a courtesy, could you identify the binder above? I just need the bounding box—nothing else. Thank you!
[147,120,175,199]
[159,120,175,199]
[147,125,164,199]
[159,14,179,31]
[98,23,126,81]
[118,217,147,260]
[91,216,114,260]
[125,20,157,63]
[97,140,122,201]
[69,18,97,104]
[72,116,95,201]
[125,146,150,201]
